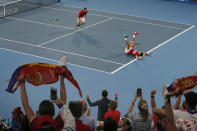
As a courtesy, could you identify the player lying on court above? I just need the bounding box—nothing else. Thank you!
[124,32,150,60]
[75,8,88,29]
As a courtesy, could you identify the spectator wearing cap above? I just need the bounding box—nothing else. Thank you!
[18,75,69,131]
[69,101,93,131]
[165,90,197,131]
[86,90,118,126]
[104,100,120,126]
[80,99,95,130]
[11,107,24,131]
[126,92,152,131]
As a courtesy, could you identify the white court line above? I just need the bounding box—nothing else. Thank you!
[113,17,186,30]
[41,6,187,30]
[0,37,124,65]
[39,17,113,46]
[16,2,110,19]
[3,0,22,5]
[1,4,194,74]
[0,37,35,45]
[6,17,74,30]
[59,4,193,26]
[17,3,190,30]
[42,6,110,18]
[147,25,195,53]
[111,25,195,74]
[0,47,111,74]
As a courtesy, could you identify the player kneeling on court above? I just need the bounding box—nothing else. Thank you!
[124,32,150,60]
[75,8,88,29]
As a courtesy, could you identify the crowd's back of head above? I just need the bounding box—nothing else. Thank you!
[102,90,108,98]
[184,91,197,109]
[39,100,55,117]
[69,101,82,118]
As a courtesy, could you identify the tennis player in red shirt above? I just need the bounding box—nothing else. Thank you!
[124,32,150,60]
[75,8,88,29]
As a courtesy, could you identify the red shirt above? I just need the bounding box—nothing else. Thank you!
[128,49,140,56]
[153,114,157,131]
[104,110,121,126]
[31,115,64,131]
[78,10,88,18]
[75,120,93,131]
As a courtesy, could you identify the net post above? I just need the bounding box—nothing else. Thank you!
[3,4,5,17]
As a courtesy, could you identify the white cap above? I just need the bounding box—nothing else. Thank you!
[59,56,68,66]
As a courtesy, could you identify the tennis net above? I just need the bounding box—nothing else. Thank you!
[0,0,59,17]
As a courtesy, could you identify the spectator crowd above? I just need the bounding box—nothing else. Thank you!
[0,72,197,131]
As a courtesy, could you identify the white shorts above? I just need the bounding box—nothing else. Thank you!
[125,47,132,53]
[77,17,85,24]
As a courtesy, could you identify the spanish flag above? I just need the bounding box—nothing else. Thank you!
[163,75,197,96]
[5,63,82,98]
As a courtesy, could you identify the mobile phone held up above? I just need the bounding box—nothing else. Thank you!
[50,87,57,100]
[137,88,142,97]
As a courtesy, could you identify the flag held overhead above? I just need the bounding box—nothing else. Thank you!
[6,61,82,98]
[163,75,197,96]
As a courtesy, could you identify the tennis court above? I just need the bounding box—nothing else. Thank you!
[0,0,193,73]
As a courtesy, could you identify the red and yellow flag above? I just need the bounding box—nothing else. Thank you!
[6,63,82,98]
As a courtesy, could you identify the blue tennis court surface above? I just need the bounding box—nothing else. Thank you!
[0,4,193,73]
